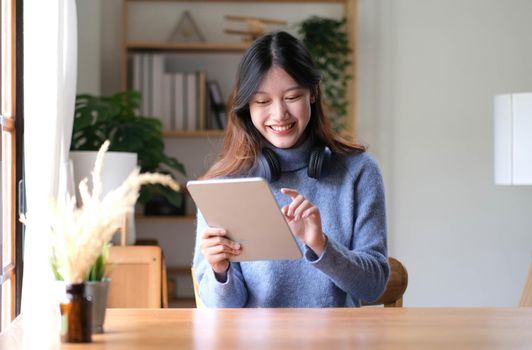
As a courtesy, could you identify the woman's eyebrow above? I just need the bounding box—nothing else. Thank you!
[254,86,303,95]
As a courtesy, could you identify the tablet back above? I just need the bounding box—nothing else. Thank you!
[187,178,302,262]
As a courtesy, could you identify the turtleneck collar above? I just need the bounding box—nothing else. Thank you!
[263,136,315,173]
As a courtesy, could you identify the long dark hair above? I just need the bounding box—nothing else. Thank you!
[202,31,365,179]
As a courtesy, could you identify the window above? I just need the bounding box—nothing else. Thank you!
[1,0,17,331]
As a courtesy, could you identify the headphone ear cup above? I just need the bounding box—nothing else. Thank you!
[308,147,330,179]
[261,147,281,182]
[307,148,321,179]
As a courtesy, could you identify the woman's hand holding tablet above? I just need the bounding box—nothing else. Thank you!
[187,178,303,263]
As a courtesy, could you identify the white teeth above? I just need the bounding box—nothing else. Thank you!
[270,123,294,132]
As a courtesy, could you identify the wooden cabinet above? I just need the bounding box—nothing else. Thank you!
[107,246,163,308]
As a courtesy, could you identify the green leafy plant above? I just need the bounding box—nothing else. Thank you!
[86,243,110,281]
[297,16,352,133]
[51,244,110,282]
[71,90,186,208]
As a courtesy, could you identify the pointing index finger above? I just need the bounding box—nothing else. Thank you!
[280,188,299,198]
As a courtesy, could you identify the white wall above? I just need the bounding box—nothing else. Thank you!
[357,0,532,306]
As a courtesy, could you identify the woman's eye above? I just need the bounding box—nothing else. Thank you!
[286,95,301,101]
[255,100,268,105]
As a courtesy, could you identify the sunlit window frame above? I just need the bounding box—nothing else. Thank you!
[1,0,17,331]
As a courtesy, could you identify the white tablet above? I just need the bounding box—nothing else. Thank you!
[187,177,303,262]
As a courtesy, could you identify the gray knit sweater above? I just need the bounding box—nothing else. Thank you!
[192,138,389,307]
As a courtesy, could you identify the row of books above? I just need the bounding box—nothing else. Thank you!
[129,53,227,131]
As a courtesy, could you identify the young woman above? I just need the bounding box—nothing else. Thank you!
[192,31,389,307]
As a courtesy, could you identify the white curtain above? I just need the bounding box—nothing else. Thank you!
[22,0,77,344]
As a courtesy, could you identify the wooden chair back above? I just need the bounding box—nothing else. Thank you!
[107,246,165,308]
[520,262,532,307]
[191,267,206,308]
[363,257,408,307]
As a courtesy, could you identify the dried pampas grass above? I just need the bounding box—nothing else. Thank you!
[21,140,179,284]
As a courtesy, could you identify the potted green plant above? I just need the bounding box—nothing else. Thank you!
[297,16,352,133]
[51,243,111,334]
[71,90,186,213]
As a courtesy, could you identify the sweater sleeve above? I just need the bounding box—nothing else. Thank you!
[305,155,390,303]
[191,211,249,307]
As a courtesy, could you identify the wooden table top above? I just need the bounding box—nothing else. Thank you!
[1,307,532,349]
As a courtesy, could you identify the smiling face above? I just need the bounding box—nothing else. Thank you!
[249,66,313,149]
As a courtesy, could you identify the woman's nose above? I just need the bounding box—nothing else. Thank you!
[272,100,289,119]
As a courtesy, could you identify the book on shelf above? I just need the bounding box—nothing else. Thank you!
[171,70,206,132]
[197,71,206,130]
[185,72,196,131]
[141,53,151,117]
[129,53,211,132]
[162,74,173,130]
[132,53,161,121]
[207,80,228,130]
[152,54,172,129]
[204,82,214,130]
[132,54,142,98]
[173,72,185,130]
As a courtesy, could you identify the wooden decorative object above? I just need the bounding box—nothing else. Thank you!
[168,10,206,43]
[224,15,287,42]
